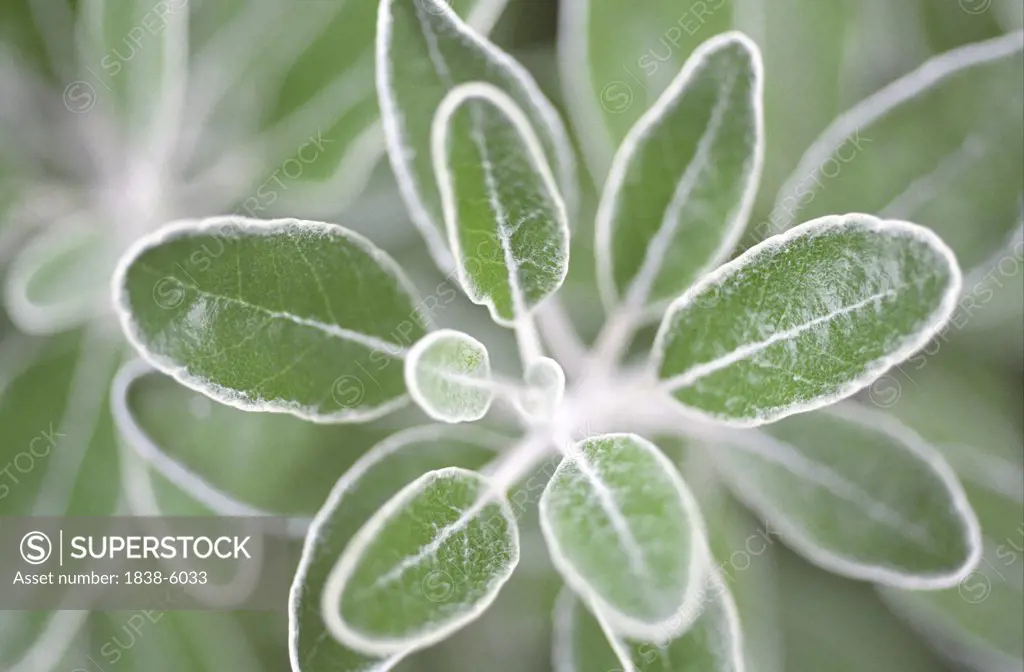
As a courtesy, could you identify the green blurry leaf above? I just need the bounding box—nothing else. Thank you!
[186,0,505,215]
[596,32,763,314]
[113,216,430,422]
[879,359,1023,669]
[4,224,114,334]
[378,0,577,267]
[111,359,405,518]
[554,573,744,672]
[552,589,624,672]
[559,0,734,182]
[433,82,570,325]
[405,329,494,423]
[712,402,981,587]
[75,0,189,144]
[322,467,518,656]
[671,442,783,672]
[775,32,1024,273]
[539,433,708,639]
[777,547,951,672]
[291,425,504,671]
[0,330,121,517]
[653,214,962,426]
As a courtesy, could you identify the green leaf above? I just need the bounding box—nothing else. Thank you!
[4,224,115,334]
[433,82,570,325]
[291,425,504,671]
[0,330,121,517]
[111,359,404,518]
[514,356,565,421]
[113,216,430,423]
[773,32,1024,274]
[539,433,708,639]
[191,0,505,216]
[553,574,744,672]
[322,467,518,656]
[378,0,577,267]
[654,214,962,426]
[668,440,783,672]
[711,402,981,588]
[776,547,951,672]
[559,0,734,182]
[405,329,494,423]
[596,32,764,314]
[878,360,1024,668]
[75,0,188,144]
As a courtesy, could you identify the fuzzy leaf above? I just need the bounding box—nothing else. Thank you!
[4,224,114,334]
[111,360,402,518]
[433,82,570,325]
[191,0,503,216]
[596,32,764,314]
[322,467,518,656]
[113,217,430,423]
[559,0,734,182]
[654,214,961,426]
[405,329,494,423]
[774,32,1024,274]
[378,0,577,267]
[711,402,981,588]
[540,434,708,639]
[554,573,744,672]
[514,356,565,421]
[291,425,505,671]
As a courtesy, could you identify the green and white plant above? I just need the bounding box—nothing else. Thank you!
[2,1,1022,671]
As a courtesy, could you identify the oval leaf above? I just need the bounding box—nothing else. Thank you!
[113,216,430,423]
[378,0,577,267]
[322,467,519,656]
[773,32,1024,275]
[596,32,764,314]
[554,573,745,672]
[559,0,734,182]
[710,402,981,588]
[290,425,505,672]
[111,359,408,519]
[653,214,962,426]
[405,329,494,423]
[540,433,708,639]
[433,82,570,325]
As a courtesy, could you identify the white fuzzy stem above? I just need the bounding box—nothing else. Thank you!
[535,299,588,377]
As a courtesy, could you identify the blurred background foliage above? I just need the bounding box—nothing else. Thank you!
[0,0,1021,670]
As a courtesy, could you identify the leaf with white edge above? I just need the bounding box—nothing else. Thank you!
[554,573,745,672]
[4,224,115,334]
[291,424,505,672]
[653,214,962,427]
[774,32,1024,275]
[113,216,430,423]
[433,82,570,324]
[405,329,494,423]
[596,32,764,314]
[378,0,577,267]
[322,467,518,656]
[540,433,708,639]
[75,0,188,146]
[877,361,1024,668]
[711,402,981,588]
[190,0,506,217]
[559,0,734,183]
[112,359,409,520]
[667,440,783,672]
[514,356,565,421]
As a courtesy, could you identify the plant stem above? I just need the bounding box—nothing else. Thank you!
[485,433,556,493]
[535,299,588,376]
[513,313,544,367]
